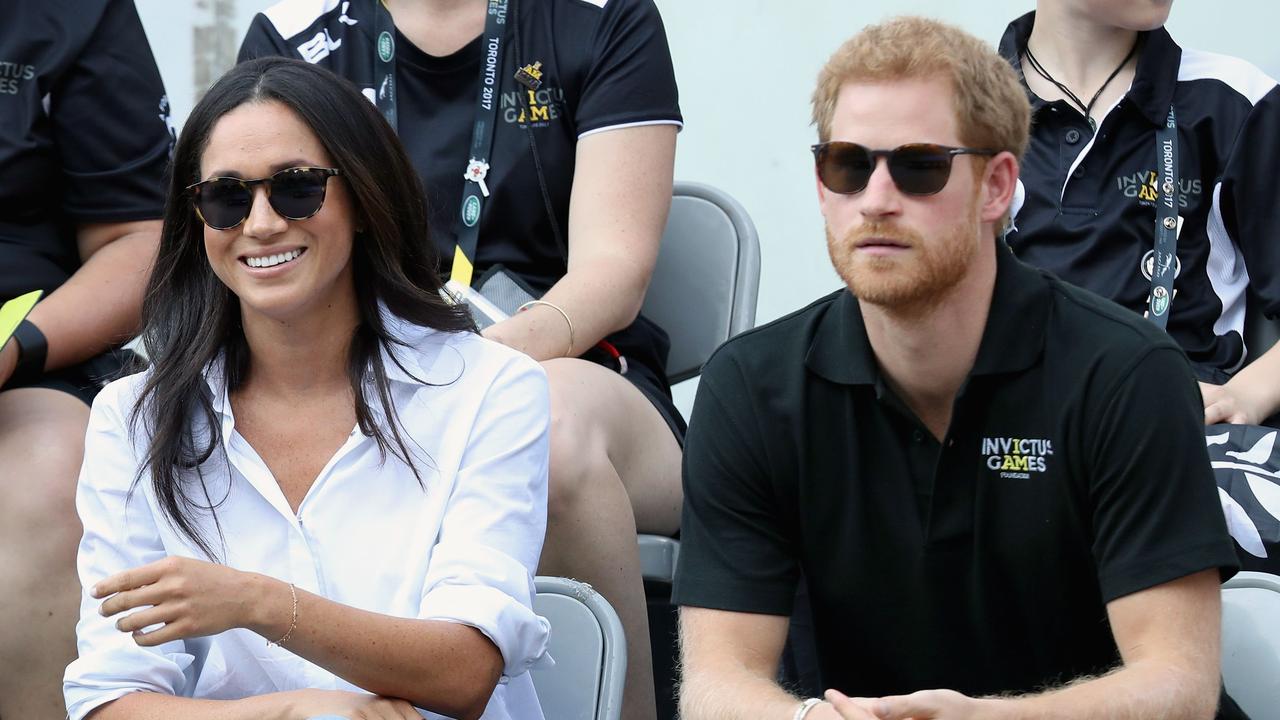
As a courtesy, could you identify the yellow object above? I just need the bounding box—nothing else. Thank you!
[451,246,474,288]
[0,290,42,349]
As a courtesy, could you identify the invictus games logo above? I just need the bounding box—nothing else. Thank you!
[502,87,564,126]
[982,436,1054,479]
[1115,170,1201,209]
[0,60,35,95]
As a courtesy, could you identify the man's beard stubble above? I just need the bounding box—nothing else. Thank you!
[825,205,981,313]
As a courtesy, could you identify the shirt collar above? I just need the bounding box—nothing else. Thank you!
[1127,26,1182,126]
[999,11,1181,127]
[805,287,879,386]
[205,354,232,420]
[998,11,1044,112]
[969,241,1050,376]
[804,241,1050,387]
[201,304,452,420]
[377,306,448,387]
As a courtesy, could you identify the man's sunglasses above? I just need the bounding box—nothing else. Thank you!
[811,142,996,196]
[187,166,342,230]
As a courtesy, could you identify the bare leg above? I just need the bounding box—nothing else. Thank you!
[538,359,682,720]
[0,387,91,720]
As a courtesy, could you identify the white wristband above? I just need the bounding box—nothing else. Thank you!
[795,697,824,720]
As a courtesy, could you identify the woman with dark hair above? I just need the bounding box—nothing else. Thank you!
[239,4,682,715]
[63,57,551,720]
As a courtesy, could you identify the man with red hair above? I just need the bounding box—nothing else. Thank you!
[674,16,1241,720]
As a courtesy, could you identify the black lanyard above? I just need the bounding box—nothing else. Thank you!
[1146,106,1179,328]
[374,0,398,129]
[373,0,509,288]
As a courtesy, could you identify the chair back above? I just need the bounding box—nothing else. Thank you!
[641,181,761,384]
[531,576,627,720]
[1221,571,1280,717]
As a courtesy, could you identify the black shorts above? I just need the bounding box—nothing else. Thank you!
[581,339,687,448]
[0,347,138,406]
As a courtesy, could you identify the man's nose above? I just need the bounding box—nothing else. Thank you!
[858,157,903,219]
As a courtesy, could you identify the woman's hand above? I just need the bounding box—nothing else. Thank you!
[279,689,422,720]
[93,556,271,646]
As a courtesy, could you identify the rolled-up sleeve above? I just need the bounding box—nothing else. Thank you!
[418,354,552,679]
[64,378,193,720]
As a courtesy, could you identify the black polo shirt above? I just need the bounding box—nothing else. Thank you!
[999,12,1280,382]
[673,243,1239,708]
[0,0,171,305]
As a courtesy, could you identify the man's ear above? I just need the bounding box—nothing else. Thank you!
[815,165,830,214]
[814,163,834,203]
[980,151,1019,226]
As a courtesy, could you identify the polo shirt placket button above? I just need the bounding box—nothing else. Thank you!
[1064,128,1082,145]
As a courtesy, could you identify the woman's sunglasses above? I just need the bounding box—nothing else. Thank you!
[811,142,996,196]
[187,166,342,230]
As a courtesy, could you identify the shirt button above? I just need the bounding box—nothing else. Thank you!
[1065,128,1082,144]
[912,429,924,444]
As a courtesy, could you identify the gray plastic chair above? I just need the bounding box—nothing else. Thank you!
[1221,571,1280,718]
[531,576,627,720]
[637,181,762,583]
[641,181,761,384]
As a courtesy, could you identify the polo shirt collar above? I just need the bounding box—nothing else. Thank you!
[998,11,1182,127]
[804,241,1049,386]
[806,287,878,386]
[970,242,1049,376]
[998,12,1044,112]
[1127,26,1182,126]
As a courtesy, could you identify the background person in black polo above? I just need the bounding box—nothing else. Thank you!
[0,1,169,716]
[1000,1,1280,426]
[674,16,1240,720]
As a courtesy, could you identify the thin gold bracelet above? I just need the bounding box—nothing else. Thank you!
[267,582,298,648]
[518,300,575,358]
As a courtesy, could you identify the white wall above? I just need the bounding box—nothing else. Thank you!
[133,1,1280,410]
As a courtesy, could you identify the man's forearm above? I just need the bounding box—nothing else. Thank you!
[680,666,821,720]
[987,660,1218,720]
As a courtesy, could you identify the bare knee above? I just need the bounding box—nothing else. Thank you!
[542,359,637,519]
[0,392,89,549]
[544,390,612,523]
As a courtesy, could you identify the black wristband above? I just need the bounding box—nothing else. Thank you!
[10,319,48,385]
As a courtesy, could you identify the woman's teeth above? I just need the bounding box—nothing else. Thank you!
[245,248,304,268]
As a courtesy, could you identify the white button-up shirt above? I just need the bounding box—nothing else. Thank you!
[65,318,551,720]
